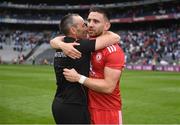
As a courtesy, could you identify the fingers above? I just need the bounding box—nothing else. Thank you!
[70,43,81,58]
[63,69,72,81]
[63,68,74,77]
[63,68,71,75]
[63,68,70,72]
[71,42,80,46]
[69,48,81,59]
[68,48,82,59]
[63,68,79,82]
[63,69,76,82]
[63,68,75,74]
[63,43,82,59]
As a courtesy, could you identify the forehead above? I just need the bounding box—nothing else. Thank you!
[87,12,104,20]
[73,15,84,23]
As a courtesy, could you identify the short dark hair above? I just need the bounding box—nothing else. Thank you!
[59,13,79,35]
[89,7,110,21]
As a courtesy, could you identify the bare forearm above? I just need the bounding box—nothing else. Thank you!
[83,67,121,94]
[50,31,119,51]
[63,67,120,94]
[95,31,120,50]
[50,36,81,59]
[50,36,64,49]
[84,78,114,94]
[63,68,113,93]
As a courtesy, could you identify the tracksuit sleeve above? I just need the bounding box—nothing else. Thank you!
[75,39,96,53]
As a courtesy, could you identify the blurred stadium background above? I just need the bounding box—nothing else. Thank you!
[0,0,180,124]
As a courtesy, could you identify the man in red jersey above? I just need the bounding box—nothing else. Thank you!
[63,7,125,124]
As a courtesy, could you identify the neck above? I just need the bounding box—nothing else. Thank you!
[89,32,103,39]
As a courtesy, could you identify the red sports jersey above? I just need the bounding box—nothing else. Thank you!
[88,44,125,110]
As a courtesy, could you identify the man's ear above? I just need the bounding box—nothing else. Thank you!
[104,22,111,31]
[70,26,76,35]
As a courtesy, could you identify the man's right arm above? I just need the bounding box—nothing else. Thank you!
[94,31,120,50]
[50,36,81,59]
[50,31,120,58]
[50,36,65,49]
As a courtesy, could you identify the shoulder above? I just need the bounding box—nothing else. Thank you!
[104,44,123,54]
[76,39,96,53]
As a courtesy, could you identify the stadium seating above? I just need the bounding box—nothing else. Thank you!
[0,0,179,67]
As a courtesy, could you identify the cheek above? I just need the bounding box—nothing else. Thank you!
[77,28,82,33]
[97,26,104,33]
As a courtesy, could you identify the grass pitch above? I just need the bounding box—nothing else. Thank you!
[0,64,180,124]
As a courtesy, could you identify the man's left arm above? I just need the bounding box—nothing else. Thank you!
[63,45,125,94]
[95,31,120,50]
[63,67,122,94]
[84,67,122,93]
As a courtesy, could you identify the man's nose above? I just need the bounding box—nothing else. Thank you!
[88,21,93,27]
[84,26,88,31]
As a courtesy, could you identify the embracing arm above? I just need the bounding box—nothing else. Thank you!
[50,36,81,59]
[49,31,120,58]
[50,36,65,49]
[50,32,120,50]
[95,31,120,50]
[83,67,121,93]
[63,67,122,94]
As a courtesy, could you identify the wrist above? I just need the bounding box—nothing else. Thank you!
[58,41,64,49]
[78,75,87,84]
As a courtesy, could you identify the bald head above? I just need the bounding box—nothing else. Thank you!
[59,14,87,39]
[59,14,80,35]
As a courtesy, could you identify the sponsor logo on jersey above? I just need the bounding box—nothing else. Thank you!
[54,52,67,58]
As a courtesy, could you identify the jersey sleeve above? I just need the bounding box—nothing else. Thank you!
[75,39,96,53]
[104,45,125,70]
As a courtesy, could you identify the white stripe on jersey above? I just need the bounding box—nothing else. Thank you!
[112,45,117,51]
[107,46,112,53]
[118,110,123,125]
[107,45,117,53]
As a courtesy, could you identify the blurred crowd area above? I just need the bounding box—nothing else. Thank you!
[119,24,179,65]
[0,30,58,52]
[0,0,179,65]
[0,24,179,65]
[0,1,179,20]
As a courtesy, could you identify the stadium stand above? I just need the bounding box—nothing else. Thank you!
[0,0,179,71]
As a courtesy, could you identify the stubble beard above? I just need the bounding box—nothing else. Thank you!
[88,31,102,38]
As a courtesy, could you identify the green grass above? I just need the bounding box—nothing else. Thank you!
[121,70,180,124]
[0,64,56,124]
[0,64,180,124]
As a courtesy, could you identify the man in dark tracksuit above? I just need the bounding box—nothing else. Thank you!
[52,13,95,124]
[51,13,120,124]
[52,37,95,124]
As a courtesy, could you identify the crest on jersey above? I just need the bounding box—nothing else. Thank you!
[96,52,102,61]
